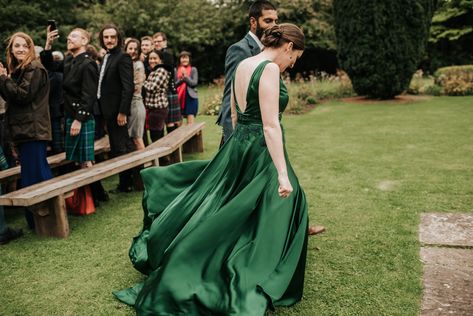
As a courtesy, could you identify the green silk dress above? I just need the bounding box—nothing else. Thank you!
[114,60,309,315]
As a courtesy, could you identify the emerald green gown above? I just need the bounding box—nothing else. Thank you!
[114,61,309,315]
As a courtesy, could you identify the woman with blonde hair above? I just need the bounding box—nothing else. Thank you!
[0,32,52,229]
[115,23,309,315]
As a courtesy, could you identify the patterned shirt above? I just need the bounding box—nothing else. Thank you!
[143,66,170,109]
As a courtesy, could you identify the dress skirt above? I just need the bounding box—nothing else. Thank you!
[114,122,308,315]
[182,90,198,116]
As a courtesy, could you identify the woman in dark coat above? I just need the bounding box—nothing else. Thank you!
[0,32,53,229]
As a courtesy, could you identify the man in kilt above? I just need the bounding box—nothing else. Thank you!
[43,28,98,168]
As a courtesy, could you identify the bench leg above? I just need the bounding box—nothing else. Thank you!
[169,147,183,164]
[32,194,70,238]
[183,131,204,153]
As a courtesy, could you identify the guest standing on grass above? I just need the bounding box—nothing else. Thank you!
[140,35,153,76]
[47,51,64,154]
[153,32,181,134]
[0,32,53,230]
[97,24,135,193]
[175,51,198,125]
[0,97,22,244]
[125,38,146,150]
[217,0,278,144]
[143,49,170,142]
[43,27,98,168]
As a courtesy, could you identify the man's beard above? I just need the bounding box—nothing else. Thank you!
[255,22,265,40]
[68,45,79,54]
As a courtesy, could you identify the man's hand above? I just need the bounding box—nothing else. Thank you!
[45,26,59,50]
[70,120,82,136]
[117,113,127,126]
[71,120,82,136]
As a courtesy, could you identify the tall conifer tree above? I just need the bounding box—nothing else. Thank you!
[333,0,436,98]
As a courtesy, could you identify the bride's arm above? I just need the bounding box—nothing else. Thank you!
[230,88,237,128]
[259,63,292,198]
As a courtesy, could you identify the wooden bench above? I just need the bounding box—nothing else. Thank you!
[0,122,205,238]
[0,135,110,183]
[148,122,205,163]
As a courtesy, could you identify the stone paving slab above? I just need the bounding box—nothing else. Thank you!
[421,247,473,315]
[420,213,473,247]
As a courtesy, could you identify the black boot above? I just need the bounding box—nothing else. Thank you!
[90,181,110,203]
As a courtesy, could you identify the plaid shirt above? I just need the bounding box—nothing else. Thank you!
[144,67,170,109]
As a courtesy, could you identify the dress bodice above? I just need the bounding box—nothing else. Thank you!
[233,60,289,125]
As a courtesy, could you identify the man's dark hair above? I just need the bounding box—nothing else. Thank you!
[98,23,124,49]
[249,0,277,19]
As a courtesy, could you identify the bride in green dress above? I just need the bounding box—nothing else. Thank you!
[114,23,309,315]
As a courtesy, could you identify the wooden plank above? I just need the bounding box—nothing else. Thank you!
[0,135,110,182]
[0,123,204,207]
[149,122,205,151]
[32,195,70,238]
[0,146,172,206]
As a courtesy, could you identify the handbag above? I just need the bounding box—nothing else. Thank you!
[66,185,96,215]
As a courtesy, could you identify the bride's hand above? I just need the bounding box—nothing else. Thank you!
[278,175,293,198]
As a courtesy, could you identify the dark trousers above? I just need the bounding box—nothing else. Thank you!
[106,118,135,190]
[20,141,53,229]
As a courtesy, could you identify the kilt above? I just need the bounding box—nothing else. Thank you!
[166,92,182,124]
[65,118,95,163]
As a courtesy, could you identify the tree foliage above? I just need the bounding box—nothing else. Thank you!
[427,0,473,70]
[334,0,435,98]
[0,0,338,81]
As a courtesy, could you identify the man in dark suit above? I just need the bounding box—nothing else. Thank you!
[97,24,135,192]
[216,0,278,144]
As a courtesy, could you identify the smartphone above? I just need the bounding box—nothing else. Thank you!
[47,20,57,31]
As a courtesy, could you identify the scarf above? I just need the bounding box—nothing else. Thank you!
[176,65,192,110]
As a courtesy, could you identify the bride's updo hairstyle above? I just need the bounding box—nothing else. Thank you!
[261,23,305,51]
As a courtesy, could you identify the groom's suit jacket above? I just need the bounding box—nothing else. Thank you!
[98,46,133,120]
[217,33,261,137]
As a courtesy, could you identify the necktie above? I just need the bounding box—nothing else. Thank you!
[97,53,110,99]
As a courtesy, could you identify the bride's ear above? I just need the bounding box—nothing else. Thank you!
[286,42,294,52]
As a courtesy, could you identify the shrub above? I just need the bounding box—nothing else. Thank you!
[333,0,436,99]
[420,84,443,96]
[408,69,442,95]
[434,65,473,96]
[203,93,222,116]
[285,70,355,114]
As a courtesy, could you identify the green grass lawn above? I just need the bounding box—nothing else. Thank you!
[1,96,472,315]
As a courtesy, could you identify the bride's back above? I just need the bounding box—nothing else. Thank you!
[233,56,268,113]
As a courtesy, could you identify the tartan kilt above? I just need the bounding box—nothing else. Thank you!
[65,117,95,163]
[166,92,182,124]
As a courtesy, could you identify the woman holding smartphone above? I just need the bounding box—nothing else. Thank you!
[0,32,53,229]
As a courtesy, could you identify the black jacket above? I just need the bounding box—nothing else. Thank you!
[48,70,63,119]
[97,46,133,120]
[0,60,52,143]
[41,50,99,122]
